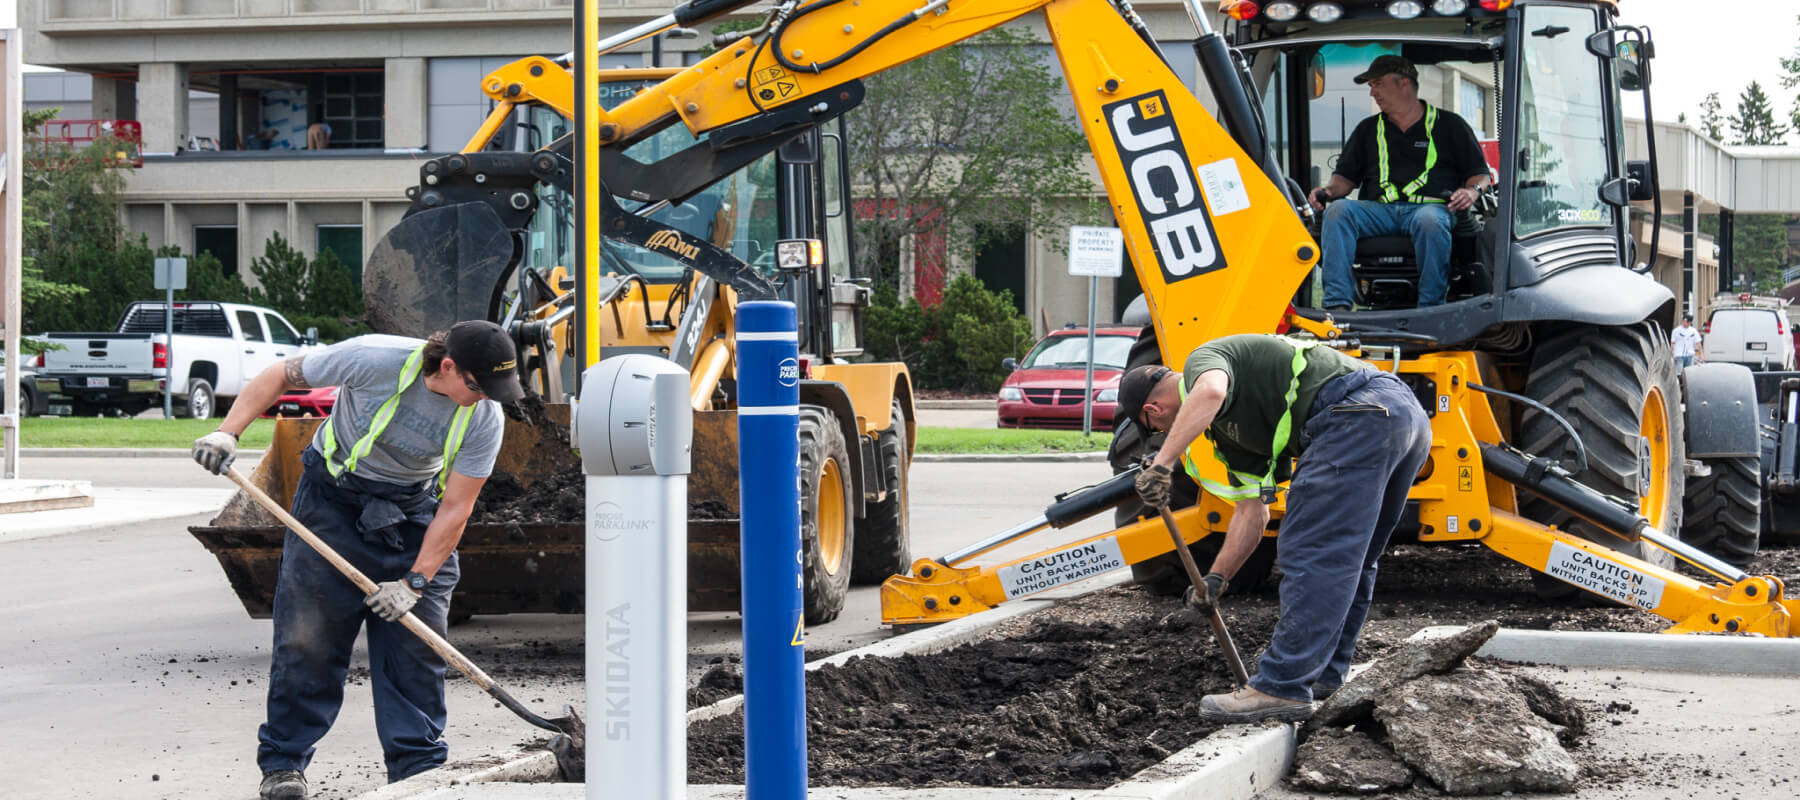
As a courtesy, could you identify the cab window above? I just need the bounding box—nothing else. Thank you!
[1513,5,1611,237]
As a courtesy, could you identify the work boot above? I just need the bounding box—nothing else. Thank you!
[259,770,307,800]
[1312,682,1340,700]
[1199,686,1314,724]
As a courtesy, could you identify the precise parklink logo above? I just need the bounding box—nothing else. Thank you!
[1104,90,1226,283]
[646,229,699,261]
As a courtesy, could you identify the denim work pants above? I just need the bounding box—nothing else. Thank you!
[1319,199,1455,308]
[257,448,461,782]
[1247,370,1432,702]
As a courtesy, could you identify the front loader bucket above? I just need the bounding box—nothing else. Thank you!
[363,202,518,337]
[190,408,751,618]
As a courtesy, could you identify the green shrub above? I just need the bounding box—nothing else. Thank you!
[863,273,1033,393]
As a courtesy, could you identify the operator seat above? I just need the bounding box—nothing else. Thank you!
[1348,209,1491,309]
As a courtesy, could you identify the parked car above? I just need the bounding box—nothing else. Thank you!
[1703,293,1797,371]
[35,301,317,419]
[2,360,47,417]
[262,385,338,418]
[997,326,1137,431]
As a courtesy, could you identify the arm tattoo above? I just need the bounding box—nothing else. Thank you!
[283,358,311,389]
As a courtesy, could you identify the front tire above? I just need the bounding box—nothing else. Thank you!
[800,406,854,624]
[1519,324,1684,596]
[852,398,912,585]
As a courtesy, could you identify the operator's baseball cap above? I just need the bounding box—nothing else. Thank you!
[1354,54,1419,85]
[446,320,525,403]
[1115,365,1174,430]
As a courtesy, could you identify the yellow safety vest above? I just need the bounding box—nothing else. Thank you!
[1376,103,1446,205]
[1178,337,1318,504]
[320,344,476,494]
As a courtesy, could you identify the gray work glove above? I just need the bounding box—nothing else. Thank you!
[365,580,421,622]
[1136,462,1174,509]
[1184,572,1228,611]
[192,430,239,475]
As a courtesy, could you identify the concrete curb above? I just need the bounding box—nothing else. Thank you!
[1413,625,1800,674]
[914,451,1108,463]
[1084,724,1295,800]
[916,399,996,410]
[20,447,268,459]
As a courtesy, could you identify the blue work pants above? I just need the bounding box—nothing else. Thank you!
[256,449,461,782]
[1247,370,1432,702]
[1319,199,1455,308]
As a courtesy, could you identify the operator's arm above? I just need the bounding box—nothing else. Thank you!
[1209,497,1271,580]
[1150,369,1230,472]
[1446,114,1494,212]
[411,470,486,582]
[216,357,308,437]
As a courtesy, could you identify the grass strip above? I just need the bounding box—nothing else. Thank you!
[19,416,279,450]
[915,426,1111,454]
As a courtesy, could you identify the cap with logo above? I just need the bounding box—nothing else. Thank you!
[446,320,526,403]
[1353,54,1419,85]
[1115,364,1174,430]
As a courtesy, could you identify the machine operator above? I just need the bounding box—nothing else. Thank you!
[1116,334,1431,723]
[1308,55,1492,311]
[191,321,524,800]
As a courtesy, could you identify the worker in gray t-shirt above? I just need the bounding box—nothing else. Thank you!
[191,321,523,800]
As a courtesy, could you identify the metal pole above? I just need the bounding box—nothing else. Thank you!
[578,355,693,800]
[736,300,807,800]
[2,30,20,479]
[164,283,174,418]
[1083,275,1097,437]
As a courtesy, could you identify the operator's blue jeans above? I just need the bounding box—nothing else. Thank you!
[1320,199,1454,308]
[1247,370,1432,702]
[257,449,461,783]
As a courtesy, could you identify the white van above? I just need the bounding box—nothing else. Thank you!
[1702,294,1796,371]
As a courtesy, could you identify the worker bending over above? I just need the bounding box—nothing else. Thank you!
[1309,55,1491,310]
[1116,334,1430,723]
[191,321,524,800]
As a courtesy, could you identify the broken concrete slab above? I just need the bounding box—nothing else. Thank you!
[1507,671,1586,745]
[1287,728,1412,794]
[1375,670,1578,796]
[1309,619,1498,730]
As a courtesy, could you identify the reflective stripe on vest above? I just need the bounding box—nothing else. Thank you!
[1376,103,1445,205]
[321,344,477,493]
[1178,336,1318,503]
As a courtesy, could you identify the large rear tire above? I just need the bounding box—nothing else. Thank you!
[1679,455,1761,568]
[1519,324,1684,596]
[852,398,911,585]
[800,405,854,624]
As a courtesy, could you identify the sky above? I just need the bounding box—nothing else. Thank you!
[0,0,1794,124]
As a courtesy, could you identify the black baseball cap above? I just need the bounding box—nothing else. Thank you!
[1115,365,1173,430]
[447,320,525,403]
[1354,55,1419,85]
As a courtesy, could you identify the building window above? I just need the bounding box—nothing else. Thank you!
[317,225,364,282]
[194,225,239,275]
[322,72,384,148]
[1460,80,1490,138]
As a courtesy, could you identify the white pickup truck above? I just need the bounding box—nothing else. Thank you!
[34,301,317,419]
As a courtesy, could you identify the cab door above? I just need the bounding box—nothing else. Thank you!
[819,118,869,358]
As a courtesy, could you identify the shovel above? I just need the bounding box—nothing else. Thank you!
[223,466,586,780]
[1155,505,1251,687]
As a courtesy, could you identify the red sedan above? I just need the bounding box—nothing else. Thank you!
[997,326,1138,431]
[262,385,338,418]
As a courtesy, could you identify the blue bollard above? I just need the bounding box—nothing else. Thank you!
[735,300,807,799]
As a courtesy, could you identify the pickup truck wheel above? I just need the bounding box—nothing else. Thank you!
[182,379,216,420]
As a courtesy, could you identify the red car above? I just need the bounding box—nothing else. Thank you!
[262,385,339,418]
[997,326,1138,431]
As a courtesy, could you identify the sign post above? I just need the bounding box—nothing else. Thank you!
[1066,226,1124,436]
[153,257,186,418]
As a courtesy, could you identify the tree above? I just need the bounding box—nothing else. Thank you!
[1779,14,1800,134]
[1698,92,1724,141]
[1728,81,1787,146]
[848,28,1098,293]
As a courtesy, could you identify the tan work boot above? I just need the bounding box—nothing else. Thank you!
[259,770,307,800]
[1199,686,1314,723]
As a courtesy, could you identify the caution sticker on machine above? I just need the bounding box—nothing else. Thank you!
[998,537,1128,599]
[1543,541,1665,610]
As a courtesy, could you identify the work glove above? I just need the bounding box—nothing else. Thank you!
[1183,572,1228,611]
[365,580,421,622]
[1136,462,1174,509]
[192,430,239,475]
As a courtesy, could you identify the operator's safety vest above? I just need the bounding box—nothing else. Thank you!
[321,344,475,493]
[1376,102,1446,205]
[1177,337,1319,504]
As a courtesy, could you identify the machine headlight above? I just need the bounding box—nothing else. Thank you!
[1431,0,1468,14]
[1096,388,1119,403]
[1306,2,1344,23]
[1387,0,1424,19]
[1264,1,1301,21]
[999,387,1023,401]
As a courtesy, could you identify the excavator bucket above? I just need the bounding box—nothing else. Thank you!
[189,408,751,618]
[363,202,519,338]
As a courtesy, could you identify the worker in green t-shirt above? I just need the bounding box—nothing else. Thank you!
[1114,333,1431,723]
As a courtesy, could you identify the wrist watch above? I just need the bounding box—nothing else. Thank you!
[403,571,429,592]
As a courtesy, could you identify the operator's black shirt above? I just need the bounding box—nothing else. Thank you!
[1334,101,1489,203]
